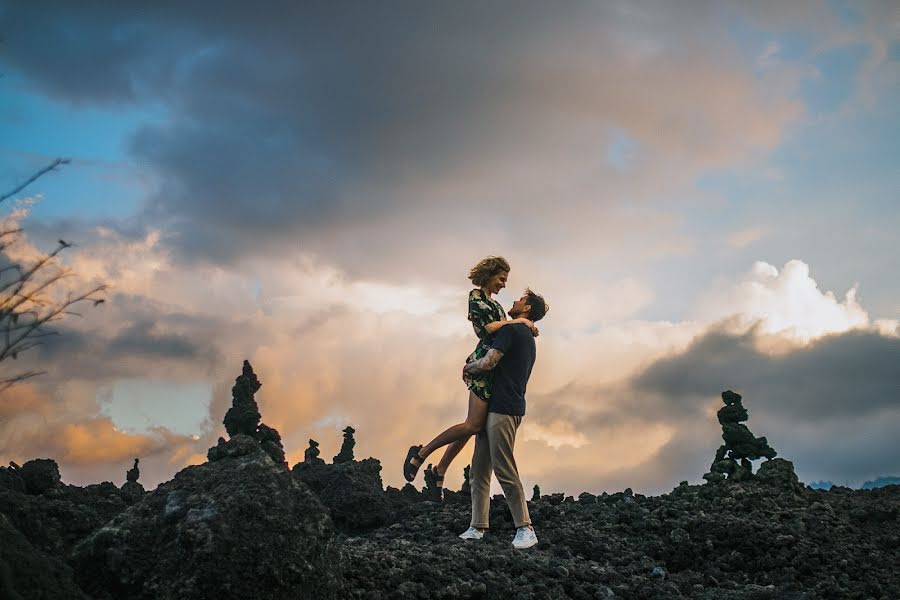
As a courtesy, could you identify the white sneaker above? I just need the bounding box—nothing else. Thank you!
[512,526,538,549]
[458,527,485,540]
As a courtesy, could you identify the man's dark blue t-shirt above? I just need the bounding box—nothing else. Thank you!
[488,323,536,416]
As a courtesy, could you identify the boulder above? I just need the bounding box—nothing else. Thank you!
[756,458,802,491]
[72,443,341,600]
[293,457,390,533]
[19,459,62,495]
[0,513,89,600]
[0,466,24,493]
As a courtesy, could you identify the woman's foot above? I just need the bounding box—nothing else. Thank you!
[403,445,425,482]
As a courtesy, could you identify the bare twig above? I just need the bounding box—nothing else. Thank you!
[0,369,47,394]
[0,158,108,392]
[0,158,71,205]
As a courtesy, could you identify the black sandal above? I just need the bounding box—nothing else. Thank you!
[404,445,424,482]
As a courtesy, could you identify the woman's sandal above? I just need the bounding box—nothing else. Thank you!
[404,445,424,482]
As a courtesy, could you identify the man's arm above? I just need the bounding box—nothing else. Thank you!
[464,348,504,376]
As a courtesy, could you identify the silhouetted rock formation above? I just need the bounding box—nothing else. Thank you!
[18,458,63,495]
[125,458,140,483]
[0,462,25,493]
[222,359,262,436]
[121,458,145,500]
[423,464,442,501]
[293,454,390,533]
[757,457,804,492]
[460,464,471,495]
[332,426,356,463]
[532,484,541,502]
[304,439,325,465]
[72,440,341,600]
[208,360,286,467]
[3,384,900,599]
[257,423,286,464]
[704,390,778,484]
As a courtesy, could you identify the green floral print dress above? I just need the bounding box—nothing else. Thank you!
[466,288,507,401]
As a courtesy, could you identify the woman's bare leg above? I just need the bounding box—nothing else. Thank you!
[435,436,470,478]
[411,392,488,470]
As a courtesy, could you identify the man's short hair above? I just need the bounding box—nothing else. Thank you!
[524,288,548,322]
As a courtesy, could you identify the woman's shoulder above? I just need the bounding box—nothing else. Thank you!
[469,288,484,301]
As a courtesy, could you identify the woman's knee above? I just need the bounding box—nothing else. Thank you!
[462,419,485,435]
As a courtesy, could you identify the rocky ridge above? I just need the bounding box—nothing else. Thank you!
[1,378,897,599]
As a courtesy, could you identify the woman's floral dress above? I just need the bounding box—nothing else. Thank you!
[465,288,507,401]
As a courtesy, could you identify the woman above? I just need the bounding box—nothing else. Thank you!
[403,256,538,492]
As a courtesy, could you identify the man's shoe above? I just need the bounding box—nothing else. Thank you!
[458,527,485,540]
[512,527,538,549]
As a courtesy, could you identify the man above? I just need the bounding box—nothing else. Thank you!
[458,288,548,550]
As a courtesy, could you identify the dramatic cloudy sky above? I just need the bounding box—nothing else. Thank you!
[1,1,898,495]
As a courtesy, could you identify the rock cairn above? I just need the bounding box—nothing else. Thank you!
[293,427,390,532]
[460,465,471,495]
[532,484,541,502]
[126,458,140,483]
[333,426,356,463]
[704,390,778,483]
[423,464,442,501]
[121,458,144,498]
[208,360,286,466]
[304,439,325,465]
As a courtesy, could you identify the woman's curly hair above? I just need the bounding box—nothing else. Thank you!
[468,256,511,287]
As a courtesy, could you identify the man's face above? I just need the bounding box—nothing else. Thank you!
[509,294,530,319]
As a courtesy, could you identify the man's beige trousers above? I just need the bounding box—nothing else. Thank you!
[469,412,531,529]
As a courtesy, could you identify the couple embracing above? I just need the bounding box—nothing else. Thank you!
[403,256,548,550]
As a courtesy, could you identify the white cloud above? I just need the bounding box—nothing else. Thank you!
[696,259,878,343]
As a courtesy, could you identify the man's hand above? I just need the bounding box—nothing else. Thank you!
[462,365,473,386]
[464,349,504,376]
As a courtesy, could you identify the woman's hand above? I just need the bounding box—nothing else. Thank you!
[512,317,539,337]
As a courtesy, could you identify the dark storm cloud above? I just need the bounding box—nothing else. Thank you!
[2,1,815,272]
[632,327,900,422]
[26,293,225,381]
[1,2,571,262]
[619,326,900,488]
[519,326,900,493]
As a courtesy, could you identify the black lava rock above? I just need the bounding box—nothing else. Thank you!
[293,457,390,533]
[19,458,62,495]
[72,443,341,600]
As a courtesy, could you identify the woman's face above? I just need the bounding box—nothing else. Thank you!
[485,271,508,295]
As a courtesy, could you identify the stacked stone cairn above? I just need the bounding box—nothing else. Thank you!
[423,464,442,501]
[121,458,144,499]
[208,360,286,466]
[304,439,325,465]
[332,426,356,463]
[703,389,777,483]
[532,484,541,502]
[460,465,471,495]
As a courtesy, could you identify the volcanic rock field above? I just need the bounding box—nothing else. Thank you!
[1,361,897,599]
